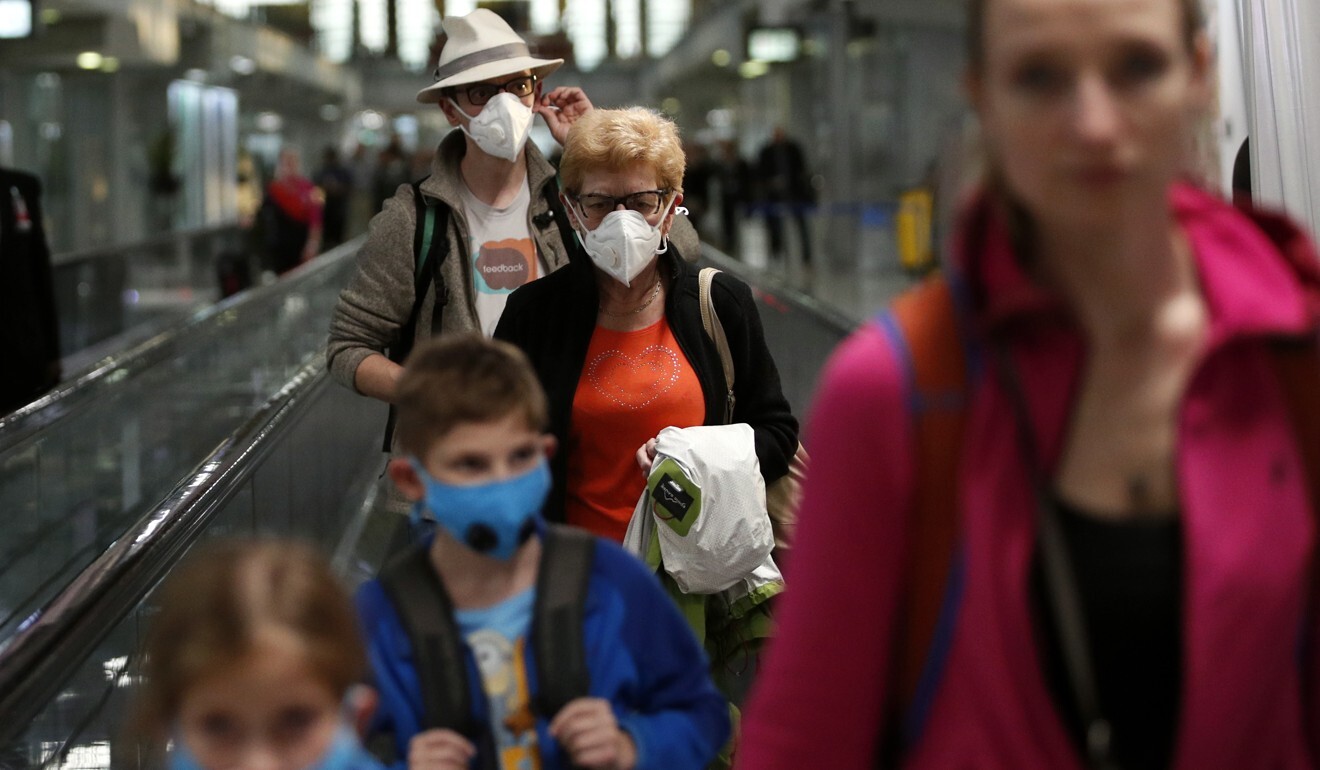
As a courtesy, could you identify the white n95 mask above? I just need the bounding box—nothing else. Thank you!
[574,202,679,287]
[450,92,534,162]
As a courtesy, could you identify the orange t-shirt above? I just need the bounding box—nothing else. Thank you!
[566,317,705,542]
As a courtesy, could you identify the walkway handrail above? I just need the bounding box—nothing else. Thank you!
[0,355,331,741]
[49,223,241,267]
[0,237,361,451]
[699,244,859,334]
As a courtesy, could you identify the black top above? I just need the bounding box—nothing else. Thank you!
[0,168,60,411]
[493,245,799,525]
[1033,498,1183,770]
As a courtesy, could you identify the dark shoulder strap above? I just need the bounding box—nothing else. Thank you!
[382,180,451,451]
[531,525,595,718]
[397,178,451,360]
[541,180,578,258]
[872,274,975,753]
[378,543,476,736]
[1268,333,1320,756]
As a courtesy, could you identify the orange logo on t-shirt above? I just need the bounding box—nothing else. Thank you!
[476,238,535,292]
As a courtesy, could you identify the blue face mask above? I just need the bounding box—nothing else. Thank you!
[169,724,373,770]
[412,458,551,560]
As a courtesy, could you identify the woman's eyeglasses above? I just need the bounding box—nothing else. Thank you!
[452,75,537,107]
[571,190,670,223]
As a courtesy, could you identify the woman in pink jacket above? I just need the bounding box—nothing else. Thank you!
[739,0,1320,767]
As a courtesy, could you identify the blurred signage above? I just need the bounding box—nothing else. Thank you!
[0,0,36,39]
[747,27,801,63]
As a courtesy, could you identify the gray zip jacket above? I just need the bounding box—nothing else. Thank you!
[327,129,700,393]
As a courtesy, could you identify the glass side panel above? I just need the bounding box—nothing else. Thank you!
[0,255,355,652]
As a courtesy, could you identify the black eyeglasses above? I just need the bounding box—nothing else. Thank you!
[571,189,670,223]
[449,75,537,107]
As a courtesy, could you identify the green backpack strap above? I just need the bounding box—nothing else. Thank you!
[532,525,596,717]
[381,179,451,450]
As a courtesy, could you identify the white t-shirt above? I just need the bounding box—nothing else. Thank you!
[459,182,548,336]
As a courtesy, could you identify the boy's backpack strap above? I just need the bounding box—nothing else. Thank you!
[382,179,451,450]
[532,525,596,718]
[378,543,482,740]
[872,275,976,752]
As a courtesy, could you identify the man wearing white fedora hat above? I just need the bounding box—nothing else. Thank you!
[331,8,623,409]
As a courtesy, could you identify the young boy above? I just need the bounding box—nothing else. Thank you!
[356,335,730,770]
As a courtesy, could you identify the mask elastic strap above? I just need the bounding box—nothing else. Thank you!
[656,236,669,255]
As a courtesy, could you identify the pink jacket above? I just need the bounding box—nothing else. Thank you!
[739,183,1320,769]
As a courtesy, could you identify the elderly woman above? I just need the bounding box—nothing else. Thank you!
[494,107,798,543]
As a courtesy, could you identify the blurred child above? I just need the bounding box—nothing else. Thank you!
[134,539,384,770]
[356,334,729,770]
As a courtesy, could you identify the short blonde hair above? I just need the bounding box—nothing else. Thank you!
[559,107,686,196]
[395,334,548,457]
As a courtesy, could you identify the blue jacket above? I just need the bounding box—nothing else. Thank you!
[356,537,730,770]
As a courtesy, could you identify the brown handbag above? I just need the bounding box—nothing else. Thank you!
[698,267,808,551]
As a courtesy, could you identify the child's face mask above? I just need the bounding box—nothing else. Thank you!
[411,457,551,560]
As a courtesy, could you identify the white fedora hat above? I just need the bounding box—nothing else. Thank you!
[416,9,564,104]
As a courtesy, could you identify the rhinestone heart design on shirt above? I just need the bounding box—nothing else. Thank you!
[587,345,681,411]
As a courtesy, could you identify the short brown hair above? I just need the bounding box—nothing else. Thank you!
[966,0,1203,70]
[133,539,365,743]
[394,334,548,457]
[559,107,686,197]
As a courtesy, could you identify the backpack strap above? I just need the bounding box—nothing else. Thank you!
[539,181,580,260]
[532,525,596,718]
[378,543,484,743]
[872,274,977,752]
[382,179,451,451]
[379,530,595,767]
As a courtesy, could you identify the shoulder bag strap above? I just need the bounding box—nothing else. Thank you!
[532,525,596,718]
[698,267,736,423]
[542,181,579,258]
[1268,334,1320,754]
[991,343,1119,770]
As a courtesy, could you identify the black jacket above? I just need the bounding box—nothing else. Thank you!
[494,245,799,525]
[0,168,60,412]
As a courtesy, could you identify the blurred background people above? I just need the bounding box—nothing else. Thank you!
[371,135,411,216]
[713,140,752,256]
[756,127,814,267]
[313,146,354,249]
[260,147,323,275]
[740,0,1320,767]
[0,167,60,415]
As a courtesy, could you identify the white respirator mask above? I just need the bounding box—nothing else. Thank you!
[571,200,684,287]
[450,92,534,162]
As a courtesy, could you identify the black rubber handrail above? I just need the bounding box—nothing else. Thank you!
[698,244,859,335]
[0,356,331,740]
[0,237,361,450]
[49,224,240,268]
